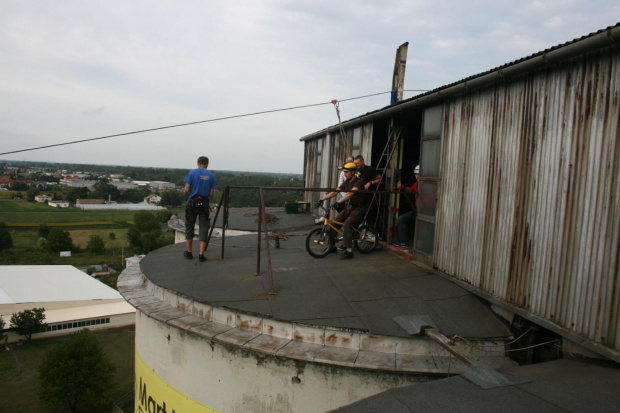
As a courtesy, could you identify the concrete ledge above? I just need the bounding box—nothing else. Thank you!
[118,266,474,374]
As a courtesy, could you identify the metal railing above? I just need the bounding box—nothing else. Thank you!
[204,185,416,295]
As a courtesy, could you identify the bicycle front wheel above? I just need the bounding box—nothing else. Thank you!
[353,225,378,254]
[306,227,335,258]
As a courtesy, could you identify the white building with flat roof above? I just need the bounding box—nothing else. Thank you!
[0,265,135,342]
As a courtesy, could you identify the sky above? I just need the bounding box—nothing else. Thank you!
[1,1,618,174]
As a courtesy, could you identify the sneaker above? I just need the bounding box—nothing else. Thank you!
[184,251,193,260]
[340,251,354,260]
[337,245,346,251]
[198,255,207,262]
[395,242,408,248]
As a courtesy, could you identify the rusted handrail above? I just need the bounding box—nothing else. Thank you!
[202,185,414,295]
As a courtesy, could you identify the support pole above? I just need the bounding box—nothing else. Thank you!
[205,188,226,254]
[259,188,276,295]
[256,190,262,276]
[221,186,229,259]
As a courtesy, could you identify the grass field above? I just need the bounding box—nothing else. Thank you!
[68,229,130,249]
[0,326,135,412]
[0,200,136,225]
[0,191,25,199]
[0,199,176,268]
[10,228,129,249]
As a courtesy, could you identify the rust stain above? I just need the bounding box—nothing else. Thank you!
[435,54,620,352]
[326,334,337,344]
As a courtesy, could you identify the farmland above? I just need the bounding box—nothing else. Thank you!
[0,199,136,225]
[0,199,176,271]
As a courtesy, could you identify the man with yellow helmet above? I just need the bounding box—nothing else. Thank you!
[318,162,366,259]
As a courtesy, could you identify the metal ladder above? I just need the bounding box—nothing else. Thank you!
[364,120,402,227]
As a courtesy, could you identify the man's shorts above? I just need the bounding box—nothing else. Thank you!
[185,209,210,242]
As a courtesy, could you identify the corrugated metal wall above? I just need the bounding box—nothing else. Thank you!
[435,51,620,351]
[303,138,318,204]
[303,124,375,196]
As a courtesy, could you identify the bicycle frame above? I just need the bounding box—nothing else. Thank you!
[317,208,367,239]
[306,205,379,258]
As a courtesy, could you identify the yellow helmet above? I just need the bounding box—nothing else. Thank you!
[339,162,357,171]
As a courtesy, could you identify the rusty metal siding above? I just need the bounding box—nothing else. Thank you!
[361,124,373,160]
[435,51,620,351]
[303,139,317,203]
[304,125,375,193]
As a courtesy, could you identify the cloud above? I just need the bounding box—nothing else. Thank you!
[82,106,105,115]
[1,1,618,173]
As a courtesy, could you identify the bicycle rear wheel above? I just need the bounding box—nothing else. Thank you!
[306,227,335,258]
[353,225,378,254]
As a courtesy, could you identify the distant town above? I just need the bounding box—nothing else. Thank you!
[2,161,182,197]
[0,160,303,208]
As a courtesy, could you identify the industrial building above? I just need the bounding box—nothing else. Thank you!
[119,23,620,412]
[1,265,135,343]
[301,23,620,362]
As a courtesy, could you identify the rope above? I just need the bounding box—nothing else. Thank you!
[331,100,348,141]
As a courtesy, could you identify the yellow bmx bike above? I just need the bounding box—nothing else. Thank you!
[305,204,379,258]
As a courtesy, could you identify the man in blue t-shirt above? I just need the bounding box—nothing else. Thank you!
[183,156,216,262]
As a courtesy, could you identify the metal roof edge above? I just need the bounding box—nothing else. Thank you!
[299,23,620,142]
[411,260,620,365]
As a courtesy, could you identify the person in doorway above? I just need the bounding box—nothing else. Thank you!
[184,156,216,262]
[319,162,366,260]
[338,156,355,199]
[353,155,382,190]
[395,165,419,248]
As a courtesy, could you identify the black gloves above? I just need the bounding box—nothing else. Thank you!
[316,200,323,208]
[332,202,345,212]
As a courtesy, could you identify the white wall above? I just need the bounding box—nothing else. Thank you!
[136,314,424,413]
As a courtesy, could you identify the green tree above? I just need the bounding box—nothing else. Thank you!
[65,187,89,203]
[126,226,142,250]
[120,186,150,203]
[10,181,28,191]
[86,234,105,254]
[0,317,5,342]
[91,178,120,201]
[159,189,186,206]
[10,308,46,342]
[38,223,51,239]
[127,211,173,254]
[39,329,116,412]
[140,230,162,253]
[26,187,39,201]
[133,211,160,232]
[0,221,13,252]
[45,228,73,252]
[156,209,173,223]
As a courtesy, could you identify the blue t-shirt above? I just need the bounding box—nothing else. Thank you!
[184,167,216,202]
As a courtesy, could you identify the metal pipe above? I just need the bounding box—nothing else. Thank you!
[259,188,276,295]
[256,190,262,276]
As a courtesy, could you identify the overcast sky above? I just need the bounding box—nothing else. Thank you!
[1,1,618,174]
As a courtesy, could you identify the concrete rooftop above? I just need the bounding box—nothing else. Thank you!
[333,358,620,413]
[133,207,620,411]
[147,208,511,340]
